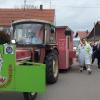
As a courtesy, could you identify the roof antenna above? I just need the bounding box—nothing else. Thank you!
[24,0,27,10]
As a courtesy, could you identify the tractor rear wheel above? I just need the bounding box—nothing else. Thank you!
[23,92,37,100]
[45,51,59,84]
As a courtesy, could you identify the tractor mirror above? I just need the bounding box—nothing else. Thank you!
[64,30,71,36]
[50,28,55,34]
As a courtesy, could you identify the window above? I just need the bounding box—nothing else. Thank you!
[13,23,44,44]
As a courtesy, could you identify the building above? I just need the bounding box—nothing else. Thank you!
[87,21,100,42]
[0,8,55,32]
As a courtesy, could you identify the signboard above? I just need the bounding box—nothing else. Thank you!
[0,44,45,92]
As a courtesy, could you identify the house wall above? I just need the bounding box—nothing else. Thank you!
[88,23,100,41]
[0,8,55,27]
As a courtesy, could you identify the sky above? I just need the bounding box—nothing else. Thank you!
[0,0,100,32]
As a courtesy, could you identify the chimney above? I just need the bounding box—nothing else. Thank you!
[40,5,43,10]
[86,30,88,33]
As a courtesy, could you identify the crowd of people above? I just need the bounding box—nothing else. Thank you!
[77,38,100,74]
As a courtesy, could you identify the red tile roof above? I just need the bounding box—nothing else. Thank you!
[76,31,90,39]
[0,8,55,26]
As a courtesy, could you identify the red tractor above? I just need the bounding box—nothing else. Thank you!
[11,19,59,84]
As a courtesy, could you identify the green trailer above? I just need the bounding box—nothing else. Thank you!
[0,44,45,100]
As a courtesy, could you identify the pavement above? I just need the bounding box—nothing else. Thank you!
[37,59,100,100]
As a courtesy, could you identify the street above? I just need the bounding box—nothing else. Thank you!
[1,60,100,100]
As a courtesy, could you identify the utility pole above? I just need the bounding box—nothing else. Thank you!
[94,22,95,42]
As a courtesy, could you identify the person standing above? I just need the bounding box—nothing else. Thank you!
[77,39,93,74]
[96,41,100,68]
[91,42,97,64]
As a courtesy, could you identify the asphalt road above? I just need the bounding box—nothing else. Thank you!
[1,59,100,100]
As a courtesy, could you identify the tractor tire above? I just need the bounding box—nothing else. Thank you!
[23,92,37,100]
[45,51,59,84]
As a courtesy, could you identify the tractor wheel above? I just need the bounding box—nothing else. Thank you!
[23,92,37,100]
[45,52,59,84]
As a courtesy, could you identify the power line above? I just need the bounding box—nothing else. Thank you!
[51,5,100,8]
[63,6,100,8]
